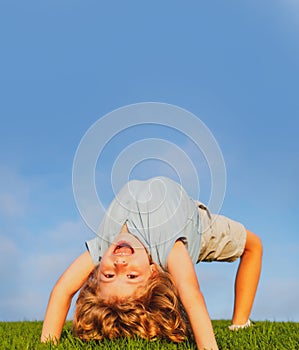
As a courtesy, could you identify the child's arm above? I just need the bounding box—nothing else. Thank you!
[41,251,95,343]
[167,240,219,350]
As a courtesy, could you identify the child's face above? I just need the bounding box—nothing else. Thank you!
[98,226,156,299]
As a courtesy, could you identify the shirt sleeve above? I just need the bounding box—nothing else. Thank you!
[85,237,102,265]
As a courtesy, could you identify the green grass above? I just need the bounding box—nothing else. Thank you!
[0,320,298,350]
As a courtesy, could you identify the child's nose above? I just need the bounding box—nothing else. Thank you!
[114,258,128,266]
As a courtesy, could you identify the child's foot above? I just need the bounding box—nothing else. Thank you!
[228,319,252,331]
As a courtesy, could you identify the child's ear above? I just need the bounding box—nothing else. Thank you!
[150,263,158,276]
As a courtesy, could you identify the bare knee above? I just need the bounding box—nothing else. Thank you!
[243,229,263,257]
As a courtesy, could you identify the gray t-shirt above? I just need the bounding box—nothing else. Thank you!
[86,177,201,270]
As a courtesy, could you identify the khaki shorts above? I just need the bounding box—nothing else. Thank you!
[196,202,247,263]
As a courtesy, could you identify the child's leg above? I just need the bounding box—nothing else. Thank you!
[232,229,263,325]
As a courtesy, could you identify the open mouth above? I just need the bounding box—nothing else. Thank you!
[113,241,135,255]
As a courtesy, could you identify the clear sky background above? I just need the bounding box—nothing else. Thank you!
[0,0,298,322]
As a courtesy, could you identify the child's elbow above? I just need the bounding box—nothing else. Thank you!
[51,277,75,301]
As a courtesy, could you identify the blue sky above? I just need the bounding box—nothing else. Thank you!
[0,0,298,322]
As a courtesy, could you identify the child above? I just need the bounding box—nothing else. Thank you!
[41,176,263,350]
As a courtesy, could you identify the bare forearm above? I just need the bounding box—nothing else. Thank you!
[41,286,73,342]
[167,242,218,349]
[179,289,218,350]
[41,252,94,343]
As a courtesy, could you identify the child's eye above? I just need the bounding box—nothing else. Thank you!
[127,274,138,279]
[104,274,114,278]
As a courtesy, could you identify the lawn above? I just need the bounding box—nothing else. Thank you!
[0,320,298,350]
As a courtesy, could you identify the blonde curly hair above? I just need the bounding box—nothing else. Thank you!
[73,264,191,342]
